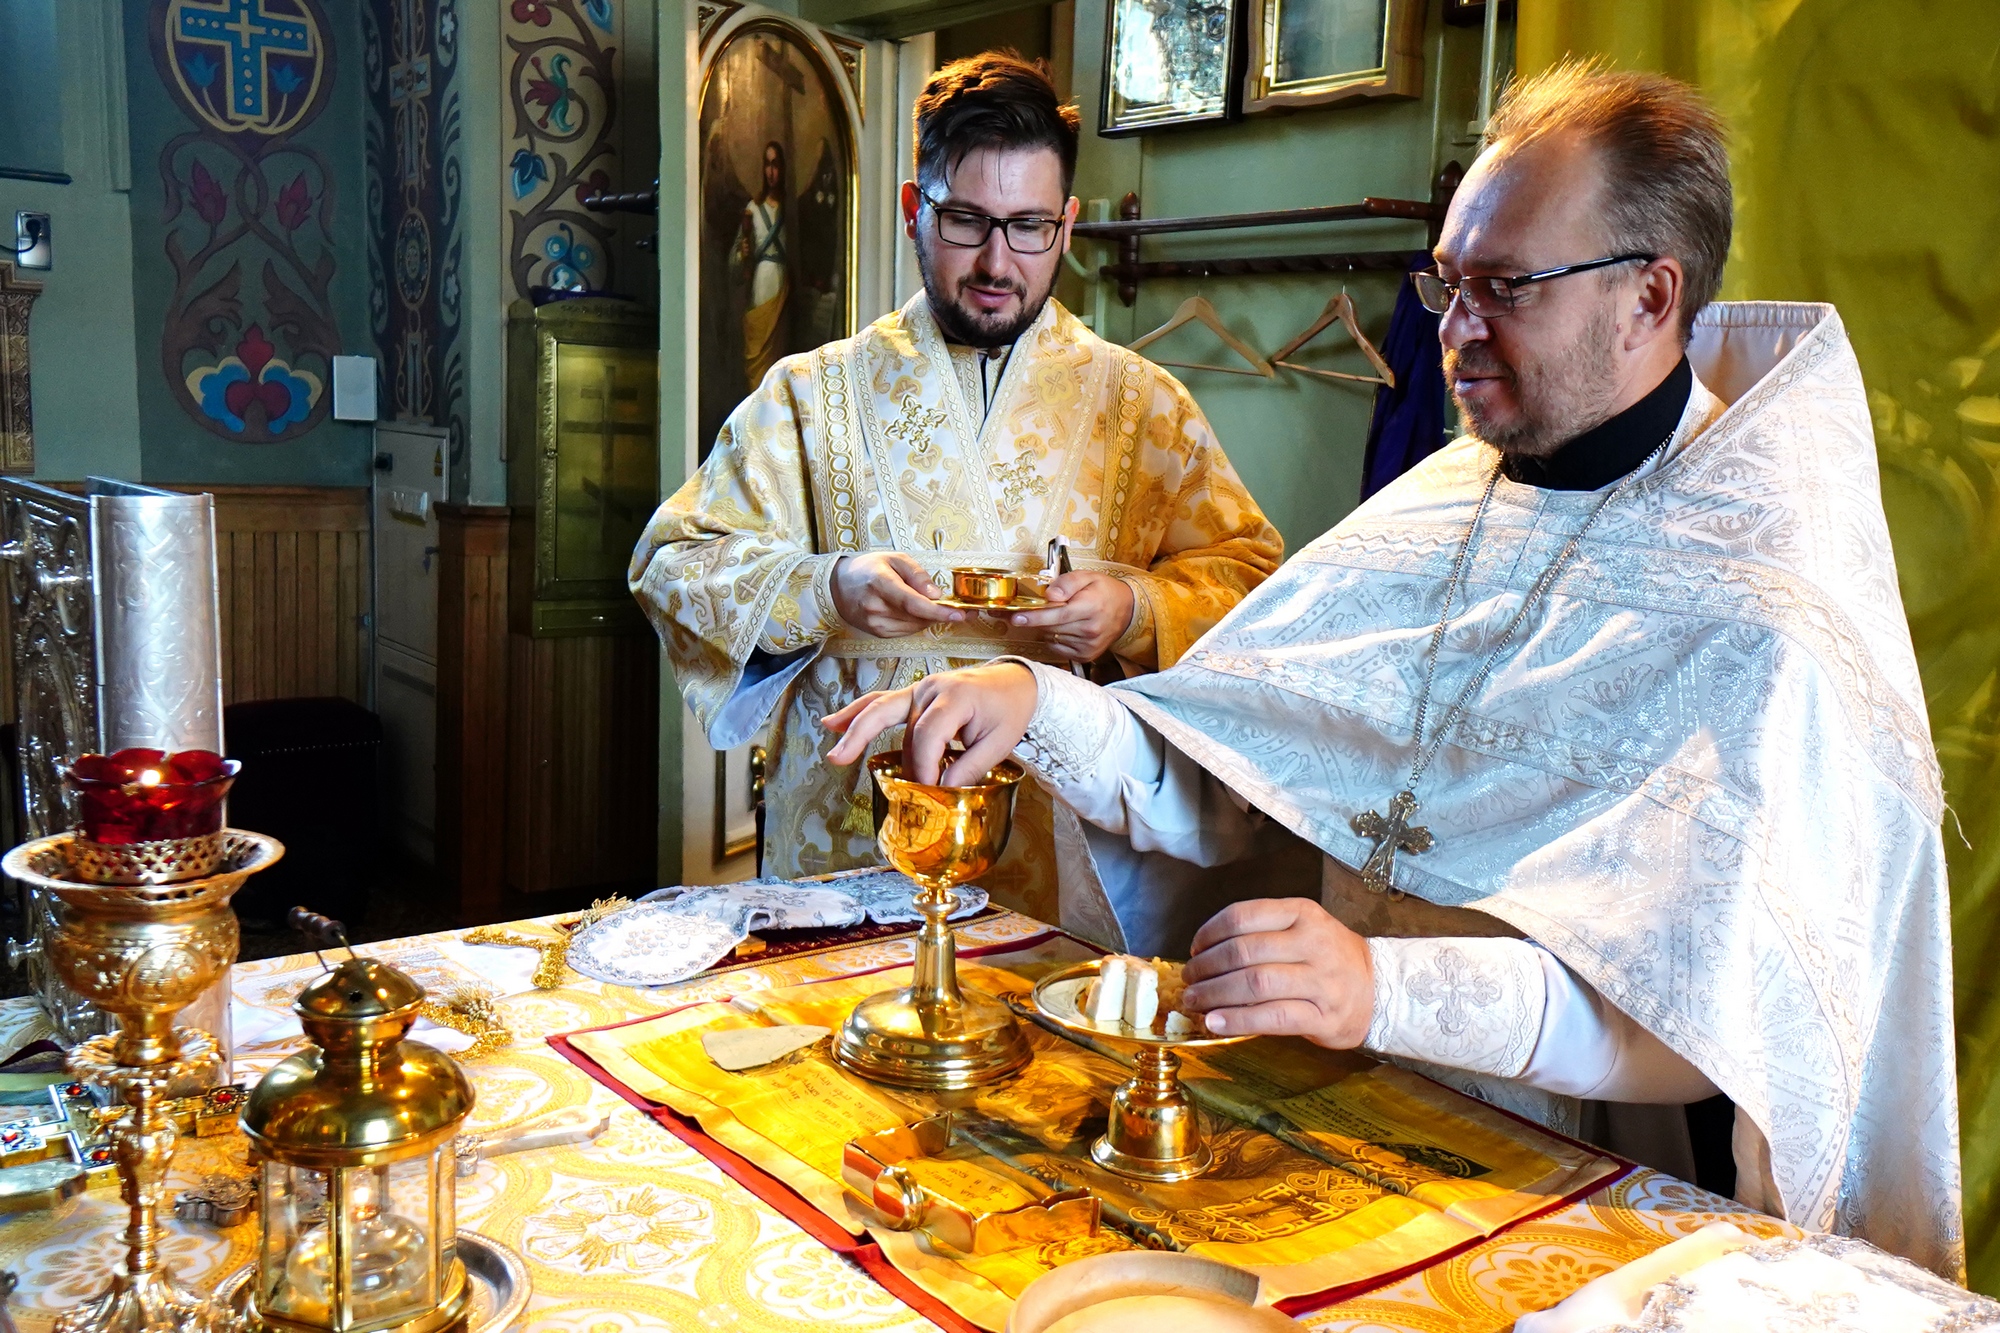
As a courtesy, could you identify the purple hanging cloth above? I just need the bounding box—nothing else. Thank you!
[1359,253,1451,501]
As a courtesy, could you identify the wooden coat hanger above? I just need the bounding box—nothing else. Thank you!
[1127,296,1276,378]
[1271,292,1395,388]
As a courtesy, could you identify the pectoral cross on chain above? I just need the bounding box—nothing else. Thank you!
[1351,789,1432,899]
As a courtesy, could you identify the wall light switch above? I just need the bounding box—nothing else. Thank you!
[13,213,50,270]
[331,355,378,421]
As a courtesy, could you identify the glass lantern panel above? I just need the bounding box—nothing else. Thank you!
[266,1160,438,1327]
[256,1160,316,1310]
[382,1156,441,1305]
[432,1147,458,1280]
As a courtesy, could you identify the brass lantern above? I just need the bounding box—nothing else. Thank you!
[239,958,475,1332]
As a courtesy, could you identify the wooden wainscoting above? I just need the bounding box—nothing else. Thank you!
[505,631,658,896]
[436,503,658,921]
[187,486,371,705]
[436,504,511,920]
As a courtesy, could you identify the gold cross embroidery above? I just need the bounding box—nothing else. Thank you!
[991,451,1050,510]
[884,393,949,460]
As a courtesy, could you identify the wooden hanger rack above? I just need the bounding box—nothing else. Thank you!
[1071,163,1463,306]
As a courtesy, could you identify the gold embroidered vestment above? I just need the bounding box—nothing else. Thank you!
[630,295,1281,919]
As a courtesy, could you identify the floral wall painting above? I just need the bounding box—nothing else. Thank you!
[696,19,856,458]
[150,0,343,444]
[505,0,621,301]
[1100,0,1242,135]
[364,0,467,490]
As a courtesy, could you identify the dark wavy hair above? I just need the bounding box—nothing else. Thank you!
[913,52,1081,195]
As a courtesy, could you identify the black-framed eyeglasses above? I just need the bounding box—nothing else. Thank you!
[918,188,1065,254]
[1412,254,1656,318]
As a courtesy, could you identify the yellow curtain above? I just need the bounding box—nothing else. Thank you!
[1520,0,2000,1292]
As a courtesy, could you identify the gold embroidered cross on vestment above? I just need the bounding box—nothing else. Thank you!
[991,450,1050,509]
[885,393,949,461]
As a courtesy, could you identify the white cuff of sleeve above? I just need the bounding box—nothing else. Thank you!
[1010,658,1120,785]
[1364,935,1547,1079]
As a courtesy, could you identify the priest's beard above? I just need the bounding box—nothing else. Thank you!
[915,235,1057,348]
[1447,302,1623,459]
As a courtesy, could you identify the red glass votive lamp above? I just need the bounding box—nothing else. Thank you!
[63,749,239,850]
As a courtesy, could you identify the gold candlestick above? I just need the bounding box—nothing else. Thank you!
[832,752,1031,1090]
[2,829,282,1333]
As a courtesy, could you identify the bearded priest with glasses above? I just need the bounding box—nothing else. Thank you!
[631,54,1282,922]
[823,63,1963,1279]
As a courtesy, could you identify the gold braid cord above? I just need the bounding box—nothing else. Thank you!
[415,987,512,1061]
[465,896,635,991]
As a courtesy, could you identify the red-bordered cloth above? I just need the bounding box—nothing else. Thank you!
[547,931,1633,1329]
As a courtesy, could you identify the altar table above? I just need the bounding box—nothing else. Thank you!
[0,909,1795,1331]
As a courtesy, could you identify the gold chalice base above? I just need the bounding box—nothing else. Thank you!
[1032,961,1250,1183]
[833,982,1031,1091]
[839,753,1030,1091]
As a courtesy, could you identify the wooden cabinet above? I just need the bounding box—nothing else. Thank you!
[505,298,660,637]
[436,300,664,920]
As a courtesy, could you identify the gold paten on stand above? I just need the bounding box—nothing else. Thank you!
[1031,960,1251,1183]
[832,753,1031,1090]
[1,829,284,1333]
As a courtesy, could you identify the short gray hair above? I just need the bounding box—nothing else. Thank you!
[1484,60,1732,343]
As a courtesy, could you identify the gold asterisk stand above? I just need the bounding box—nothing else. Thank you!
[2,829,283,1333]
[832,752,1032,1091]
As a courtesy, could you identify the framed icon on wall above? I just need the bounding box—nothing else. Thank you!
[1099,0,1244,135]
[1242,0,1424,115]
[696,15,859,460]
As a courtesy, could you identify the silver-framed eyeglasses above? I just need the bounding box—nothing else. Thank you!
[918,188,1065,254]
[1413,254,1656,318]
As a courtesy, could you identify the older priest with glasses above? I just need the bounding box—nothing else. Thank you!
[825,63,1964,1278]
[631,54,1281,922]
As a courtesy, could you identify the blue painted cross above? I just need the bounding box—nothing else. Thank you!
[176,0,313,120]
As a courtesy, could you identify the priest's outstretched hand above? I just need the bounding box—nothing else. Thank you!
[823,661,1038,786]
[1181,899,1374,1047]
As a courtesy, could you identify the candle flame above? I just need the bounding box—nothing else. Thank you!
[137,770,161,787]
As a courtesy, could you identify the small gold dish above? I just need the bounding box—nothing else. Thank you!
[952,568,1018,605]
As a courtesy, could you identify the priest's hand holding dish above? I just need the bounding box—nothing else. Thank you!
[1005,571,1136,662]
[831,550,965,637]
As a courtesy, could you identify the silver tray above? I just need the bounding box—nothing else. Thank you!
[215,1229,531,1331]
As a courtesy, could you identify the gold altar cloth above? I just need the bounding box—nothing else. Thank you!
[0,911,1797,1331]
[570,949,1625,1327]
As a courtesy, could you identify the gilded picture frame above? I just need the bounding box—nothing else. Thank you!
[1242,0,1424,115]
[1099,0,1244,136]
[695,13,861,461]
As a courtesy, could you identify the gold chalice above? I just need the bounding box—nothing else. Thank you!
[832,752,1032,1090]
[2,829,282,1333]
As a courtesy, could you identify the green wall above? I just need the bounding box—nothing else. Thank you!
[1067,0,1496,550]
[0,0,143,482]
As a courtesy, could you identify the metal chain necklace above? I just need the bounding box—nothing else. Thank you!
[1351,433,1673,897]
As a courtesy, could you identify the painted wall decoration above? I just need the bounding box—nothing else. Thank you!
[504,0,623,300]
[364,0,467,489]
[149,0,346,444]
[696,18,856,456]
